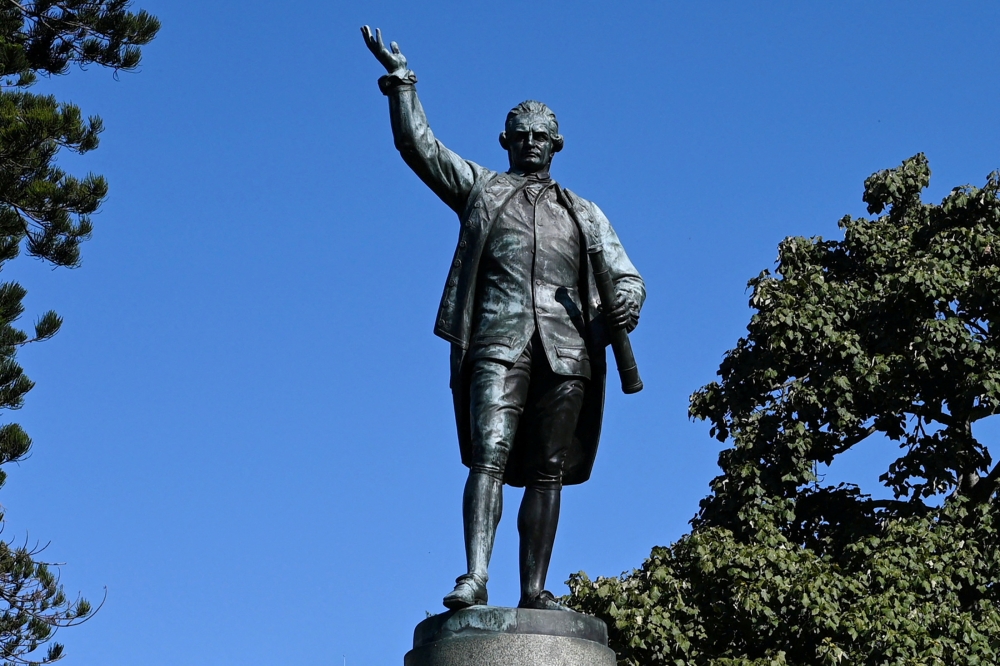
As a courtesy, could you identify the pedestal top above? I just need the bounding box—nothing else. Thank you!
[412,606,609,649]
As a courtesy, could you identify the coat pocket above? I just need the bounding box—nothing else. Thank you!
[476,335,513,347]
[555,346,587,361]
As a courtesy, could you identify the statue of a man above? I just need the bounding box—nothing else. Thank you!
[362,27,645,611]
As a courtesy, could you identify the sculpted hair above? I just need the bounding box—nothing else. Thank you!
[500,100,564,152]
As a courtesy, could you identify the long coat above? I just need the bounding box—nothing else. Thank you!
[384,77,645,486]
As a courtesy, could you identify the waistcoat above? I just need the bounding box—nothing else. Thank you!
[470,180,590,377]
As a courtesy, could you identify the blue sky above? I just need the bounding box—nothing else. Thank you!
[3,1,1000,664]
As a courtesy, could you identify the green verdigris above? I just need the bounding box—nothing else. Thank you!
[567,155,1000,665]
[361,26,645,614]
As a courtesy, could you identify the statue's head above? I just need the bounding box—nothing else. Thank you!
[499,100,564,174]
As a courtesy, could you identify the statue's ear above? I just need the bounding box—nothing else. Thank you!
[498,132,509,150]
[552,134,564,153]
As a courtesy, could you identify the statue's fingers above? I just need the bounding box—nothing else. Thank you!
[375,28,385,50]
[390,41,401,54]
[361,26,379,52]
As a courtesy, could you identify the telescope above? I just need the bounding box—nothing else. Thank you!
[588,245,643,394]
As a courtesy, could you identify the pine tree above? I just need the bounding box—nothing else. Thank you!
[0,2,158,663]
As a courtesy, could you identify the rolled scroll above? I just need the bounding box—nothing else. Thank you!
[588,245,643,394]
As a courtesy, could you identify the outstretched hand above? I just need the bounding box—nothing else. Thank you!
[360,26,408,74]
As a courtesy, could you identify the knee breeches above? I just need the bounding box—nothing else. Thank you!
[468,335,586,488]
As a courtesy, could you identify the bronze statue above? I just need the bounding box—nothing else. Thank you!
[362,27,645,612]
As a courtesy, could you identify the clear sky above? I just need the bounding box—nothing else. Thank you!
[3,1,1000,664]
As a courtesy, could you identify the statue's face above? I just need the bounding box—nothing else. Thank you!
[506,114,556,174]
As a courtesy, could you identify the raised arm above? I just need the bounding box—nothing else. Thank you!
[361,27,481,215]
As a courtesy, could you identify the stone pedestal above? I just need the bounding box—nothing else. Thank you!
[404,606,615,666]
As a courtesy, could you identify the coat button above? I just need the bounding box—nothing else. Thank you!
[454,259,462,268]
[535,279,542,285]
[474,201,484,209]
[449,277,458,286]
[459,240,467,248]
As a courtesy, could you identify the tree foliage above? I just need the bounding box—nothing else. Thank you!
[567,155,1000,665]
[0,2,158,663]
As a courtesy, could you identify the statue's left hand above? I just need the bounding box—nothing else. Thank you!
[607,292,639,333]
[360,26,408,75]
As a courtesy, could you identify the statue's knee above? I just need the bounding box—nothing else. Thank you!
[470,439,511,480]
[525,467,563,489]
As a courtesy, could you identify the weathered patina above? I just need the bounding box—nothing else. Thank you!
[362,26,644,611]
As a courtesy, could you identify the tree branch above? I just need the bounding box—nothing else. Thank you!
[965,318,989,337]
[868,498,930,515]
[968,461,1000,505]
[916,403,955,427]
[831,425,878,456]
[969,402,1000,422]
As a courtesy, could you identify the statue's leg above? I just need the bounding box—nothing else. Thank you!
[444,352,531,610]
[516,353,585,610]
[461,470,502,586]
[517,484,561,605]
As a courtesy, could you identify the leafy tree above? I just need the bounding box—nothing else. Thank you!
[0,2,158,663]
[567,155,1000,665]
